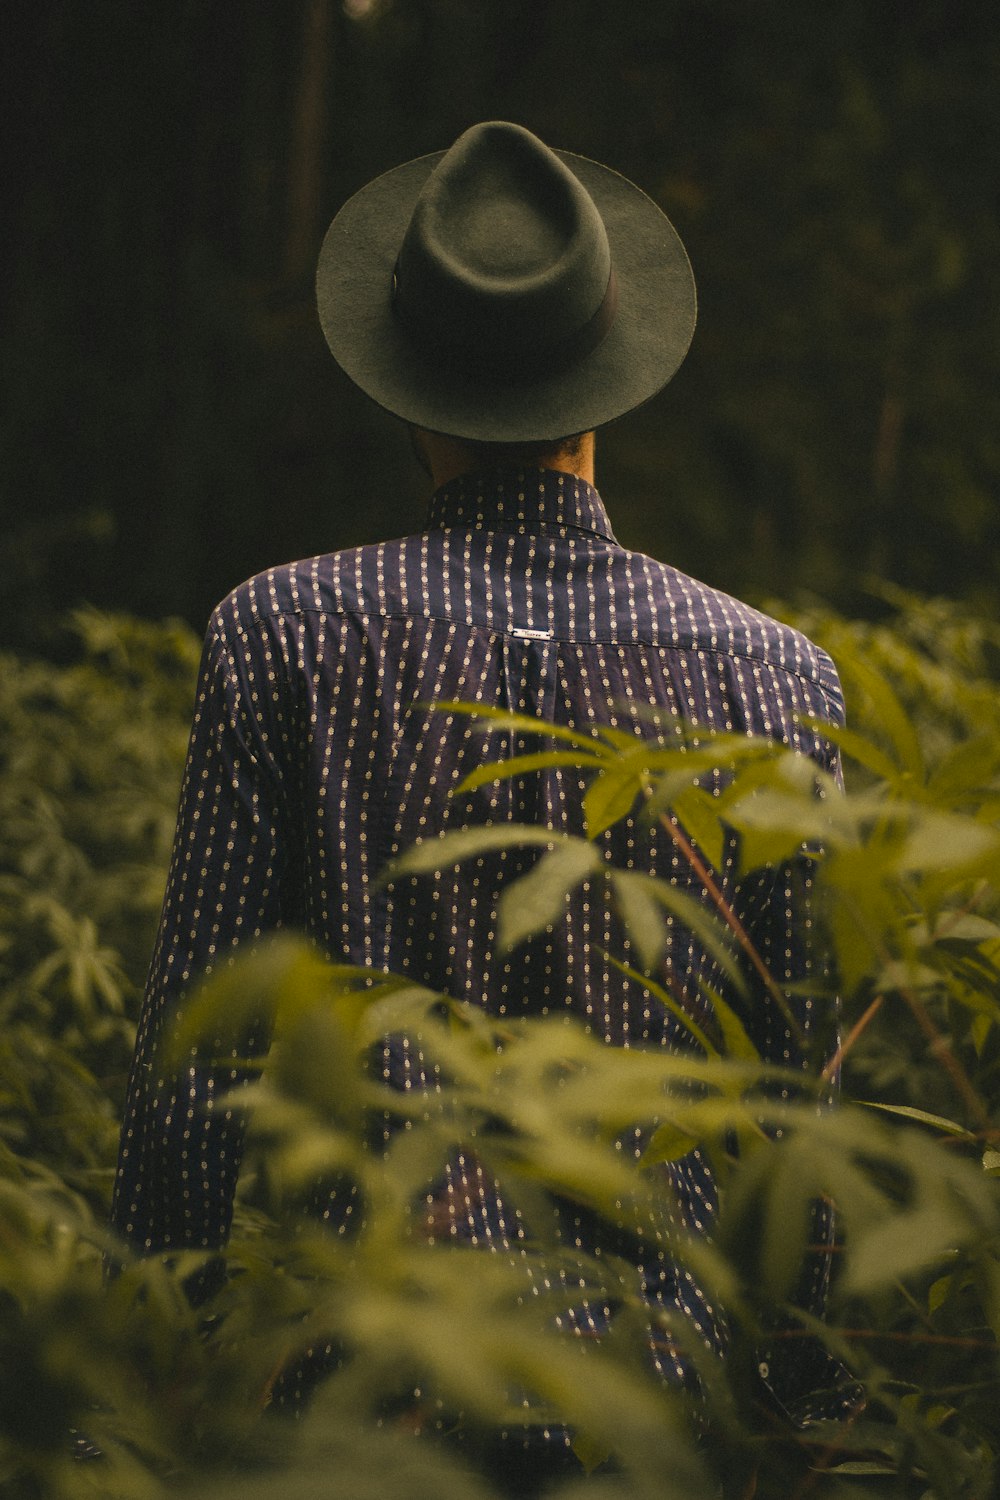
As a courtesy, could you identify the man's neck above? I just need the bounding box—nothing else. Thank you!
[413,429,596,489]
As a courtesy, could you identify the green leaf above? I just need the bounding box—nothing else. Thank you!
[699,983,759,1062]
[917,912,1000,945]
[894,810,998,874]
[592,724,648,752]
[844,1204,969,1295]
[385,823,563,880]
[857,1101,974,1138]
[602,953,718,1057]
[609,871,667,971]
[801,718,900,781]
[836,652,925,779]
[971,1012,994,1055]
[725,788,838,857]
[169,937,333,1060]
[927,1274,952,1314]
[828,1462,902,1477]
[872,959,945,994]
[927,733,1000,800]
[456,749,605,792]
[670,786,725,870]
[758,1146,816,1301]
[570,1429,613,1475]
[642,1121,700,1165]
[823,845,906,995]
[639,877,746,992]
[430,701,610,753]
[497,840,602,952]
[354,984,449,1050]
[584,765,642,838]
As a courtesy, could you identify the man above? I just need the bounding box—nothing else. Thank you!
[113,121,851,1477]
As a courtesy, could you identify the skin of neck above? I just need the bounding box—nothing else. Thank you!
[411,428,596,489]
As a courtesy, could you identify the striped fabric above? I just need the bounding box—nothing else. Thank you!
[113,465,849,1431]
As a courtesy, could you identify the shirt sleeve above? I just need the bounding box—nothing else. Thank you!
[111,614,287,1253]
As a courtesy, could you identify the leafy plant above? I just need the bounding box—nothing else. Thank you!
[0,610,199,1208]
[1,596,999,1498]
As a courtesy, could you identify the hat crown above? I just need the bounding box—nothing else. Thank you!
[316,119,696,441]
[393,122,613,371]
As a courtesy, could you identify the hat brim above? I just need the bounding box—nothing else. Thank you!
[316,147,696,443]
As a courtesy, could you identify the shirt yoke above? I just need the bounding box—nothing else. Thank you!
[210,470,843,724]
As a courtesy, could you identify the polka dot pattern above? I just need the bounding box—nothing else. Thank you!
[113,467,851,1431]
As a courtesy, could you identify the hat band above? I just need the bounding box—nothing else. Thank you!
[391,265,619,383]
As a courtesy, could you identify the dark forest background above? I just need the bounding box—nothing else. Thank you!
[3,0,999,653]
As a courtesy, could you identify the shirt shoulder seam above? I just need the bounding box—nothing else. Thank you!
[226,600,839,705]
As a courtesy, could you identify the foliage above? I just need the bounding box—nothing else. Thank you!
[0,610,199,1206]
[789,585,1000,1125]
[1,598,999,1498]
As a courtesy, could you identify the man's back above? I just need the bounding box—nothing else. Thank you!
[123,469,841,1033]
[114,463,843,1416]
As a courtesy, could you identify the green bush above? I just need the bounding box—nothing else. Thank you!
[0,598,998,1498]
[0,610,199,1209]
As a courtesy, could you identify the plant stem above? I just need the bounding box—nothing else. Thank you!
[898,986,996,1139]
[821,994,884,1083]
[658,813,806,1047]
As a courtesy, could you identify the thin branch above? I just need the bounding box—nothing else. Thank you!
[898,985,997,1139]
[258,1350,292,1411]
[839,890,996,1137]
[821,994,884,1083]
[658,813,805,1047]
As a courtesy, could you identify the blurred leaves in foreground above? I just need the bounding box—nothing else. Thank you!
[1,597,999,1498]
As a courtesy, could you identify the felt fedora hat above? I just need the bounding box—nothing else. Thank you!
[316,121,696,443]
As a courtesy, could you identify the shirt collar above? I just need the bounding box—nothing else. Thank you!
[425,466,618,545]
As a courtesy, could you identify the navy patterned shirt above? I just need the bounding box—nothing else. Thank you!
[113,466,846,1426]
